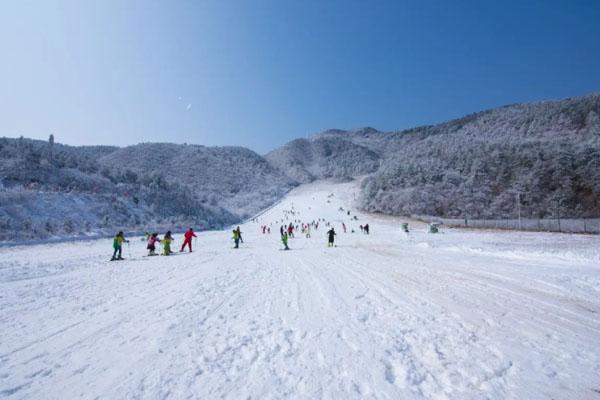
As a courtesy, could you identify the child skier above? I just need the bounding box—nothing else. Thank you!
[327,228,336,247]
[147,233,161,256]
[163,231,174,255]
[181,228,196,252]
[281,231,290,250]
[111,231,129,261]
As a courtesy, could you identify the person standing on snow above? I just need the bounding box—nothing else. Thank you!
[147,233,161,256]
[327,228,336,247]
[364,224,370,235]
[111,231,129,260]
[163,231,174,255]
[281,231,290,250]
[232,229,240,248]
[235,226,243,243]
[180,228,196,252]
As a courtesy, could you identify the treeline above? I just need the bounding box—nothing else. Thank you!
[359,94,600,219]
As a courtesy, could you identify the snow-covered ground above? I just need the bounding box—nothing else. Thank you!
[1,181,599,399]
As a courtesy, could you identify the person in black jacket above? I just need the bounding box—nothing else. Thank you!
[327,228,336,247]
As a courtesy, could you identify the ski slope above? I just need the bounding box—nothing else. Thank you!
[1,181,599,399]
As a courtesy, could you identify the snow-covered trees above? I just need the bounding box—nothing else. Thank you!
[357,94,600,219]
[0,138,270,240]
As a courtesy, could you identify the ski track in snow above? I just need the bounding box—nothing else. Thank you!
[0,181,599,399]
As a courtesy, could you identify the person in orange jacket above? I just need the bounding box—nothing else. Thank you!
[180,228,197,252]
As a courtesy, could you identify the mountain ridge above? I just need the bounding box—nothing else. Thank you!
[1,92,599,241]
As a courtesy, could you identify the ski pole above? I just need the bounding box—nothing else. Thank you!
[127,242,131,259]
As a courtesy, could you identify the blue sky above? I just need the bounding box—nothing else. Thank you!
[1,0,599,153]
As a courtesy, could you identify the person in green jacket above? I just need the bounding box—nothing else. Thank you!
[111,231,129,260]
[232,229,240,248]
[163,231,174,255]
[281,231,290,250]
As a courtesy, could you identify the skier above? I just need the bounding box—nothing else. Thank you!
[281,231,290,250]
[327,228,336,247]
[235,226,243,243]
[163,231,174,255]
[364,224,370,235]
[147,233,161,256]
[111,231,129,261]
[180,228,196,252]
[232,229,240,249]
[342,222,346,233]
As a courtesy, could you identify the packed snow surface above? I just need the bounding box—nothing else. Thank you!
[1,181,599,399]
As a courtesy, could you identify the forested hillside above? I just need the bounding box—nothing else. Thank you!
[0,139,293,241]
[360,94,600,219]
[2,93,598,241]
[268,94,600,219]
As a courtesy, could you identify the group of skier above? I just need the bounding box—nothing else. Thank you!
[110,228,196,261]
[110,200,373,259]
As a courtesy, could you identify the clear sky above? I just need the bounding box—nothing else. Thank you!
[1,0,599,153]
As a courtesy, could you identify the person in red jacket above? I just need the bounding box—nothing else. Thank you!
[181,228,197,252]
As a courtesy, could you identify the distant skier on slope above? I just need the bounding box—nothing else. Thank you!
[232,229,240,249]
[327,228,336,247]
[364,224,370,235]
[281,231,290,250]
[147,233,161,256]
[235,226,243,243]
[163,231,174,255]
[111,231,129,261]
[180,228,196,252]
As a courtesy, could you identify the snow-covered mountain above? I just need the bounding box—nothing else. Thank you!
[2,93,599,241]
[95,143,296,219]
[268,93,600,219]
[0,139,294,241]
[265,128,382,183]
